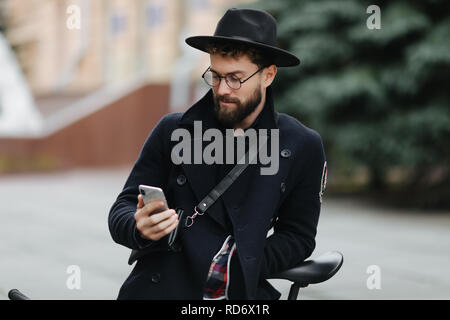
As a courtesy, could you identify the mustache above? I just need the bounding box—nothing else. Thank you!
[215,95,240,104]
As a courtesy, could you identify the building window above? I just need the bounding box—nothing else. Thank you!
[110,13,127,35]
[146,4,165,29]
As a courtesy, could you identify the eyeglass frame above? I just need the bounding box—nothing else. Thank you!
[201,65,267,90]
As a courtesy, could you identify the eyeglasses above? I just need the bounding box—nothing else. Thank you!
[202,66,266,90]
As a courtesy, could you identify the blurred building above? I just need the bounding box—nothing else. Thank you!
[4,0,244,94]
[0,0,252,172]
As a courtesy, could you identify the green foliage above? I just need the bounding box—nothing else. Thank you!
[248,0,450,202]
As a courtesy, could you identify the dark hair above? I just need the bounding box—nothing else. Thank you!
[205,41,274,69]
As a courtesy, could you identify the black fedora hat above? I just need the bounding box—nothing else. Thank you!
[185,8,300,67]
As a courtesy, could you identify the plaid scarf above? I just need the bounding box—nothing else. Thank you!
[203,236,237,300]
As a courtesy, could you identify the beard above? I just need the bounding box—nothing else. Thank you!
[213,87,262,128]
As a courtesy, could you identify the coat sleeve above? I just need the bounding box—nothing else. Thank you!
[260,129,326,278]
[108,115,172,250]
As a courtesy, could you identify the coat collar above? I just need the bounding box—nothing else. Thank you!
[178,86,279,131]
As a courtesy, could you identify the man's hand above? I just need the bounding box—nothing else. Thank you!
[134,194,179,241]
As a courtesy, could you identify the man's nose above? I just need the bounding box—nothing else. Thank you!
[216,77,232,96]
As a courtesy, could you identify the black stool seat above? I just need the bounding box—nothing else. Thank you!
[268,251,344,286]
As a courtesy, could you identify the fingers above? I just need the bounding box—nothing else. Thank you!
[135,200,179,241]
[135,200,166,220]
[150,218,179,241]
[137,194,144,209]
[150,212,178,231]
[137,209,176,232]
[137,213,179,241]
[147,208,176,226]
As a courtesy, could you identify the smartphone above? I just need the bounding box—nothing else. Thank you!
[138,184,182,251]
[138,185,168,213]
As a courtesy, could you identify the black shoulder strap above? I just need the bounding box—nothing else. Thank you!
[185,134,268,227]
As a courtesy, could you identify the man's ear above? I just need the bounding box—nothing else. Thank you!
[263,64,277,88]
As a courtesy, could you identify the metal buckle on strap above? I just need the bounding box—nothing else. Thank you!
[185,205,205,228]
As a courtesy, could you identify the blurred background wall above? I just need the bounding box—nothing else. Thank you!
[0,0,449,209]
[0,0,250,170]
[2,0,235,93]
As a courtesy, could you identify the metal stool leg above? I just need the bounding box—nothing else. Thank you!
[288,282,308,300]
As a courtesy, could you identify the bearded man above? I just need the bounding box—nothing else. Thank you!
[109,7,327,300]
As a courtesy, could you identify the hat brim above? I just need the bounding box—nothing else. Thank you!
[185,35,300,67]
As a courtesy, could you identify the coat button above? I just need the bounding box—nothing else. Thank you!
[151,273,161,283]
[280,182,286,193]
[176,174,186,186]
[281,149,291,158]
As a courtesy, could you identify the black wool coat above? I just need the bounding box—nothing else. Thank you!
[108,86,326,300]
